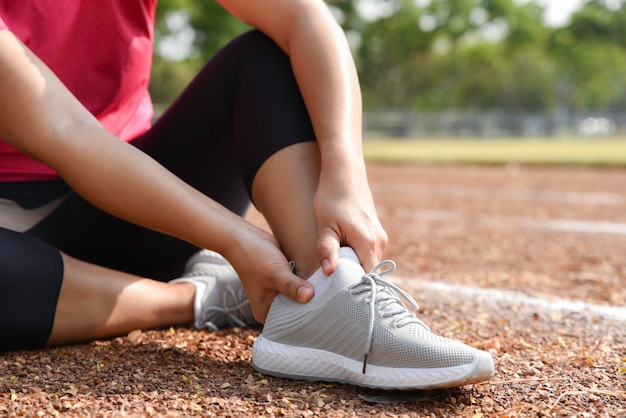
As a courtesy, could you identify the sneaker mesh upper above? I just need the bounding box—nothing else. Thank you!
[261,248,479,370]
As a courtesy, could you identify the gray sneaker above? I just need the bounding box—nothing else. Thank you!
[171,250,258,331]
[252,247,495,390]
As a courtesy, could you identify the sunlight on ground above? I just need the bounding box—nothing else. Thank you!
[363,137,626,166]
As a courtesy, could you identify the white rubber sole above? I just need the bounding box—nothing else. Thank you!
[252,335,495,390]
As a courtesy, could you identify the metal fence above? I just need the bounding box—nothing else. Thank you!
[363,108,626,139]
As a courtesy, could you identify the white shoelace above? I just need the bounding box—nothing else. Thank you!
[349,260,427,374]
[198,287,252,332]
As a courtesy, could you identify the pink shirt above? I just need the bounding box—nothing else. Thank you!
[0,1,157,181]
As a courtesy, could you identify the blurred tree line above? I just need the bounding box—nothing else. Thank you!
[150,0,626,112]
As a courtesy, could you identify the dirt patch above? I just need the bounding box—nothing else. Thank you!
[2,164,625,417]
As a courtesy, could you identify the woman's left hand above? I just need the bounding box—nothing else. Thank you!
[313,162,388,276]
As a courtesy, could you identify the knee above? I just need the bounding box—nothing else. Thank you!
[233,30,291,74]
[0,228,64,350]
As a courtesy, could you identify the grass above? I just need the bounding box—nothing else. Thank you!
[362,137,626,166]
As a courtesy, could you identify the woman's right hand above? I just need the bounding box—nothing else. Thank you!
[222,223,314,324]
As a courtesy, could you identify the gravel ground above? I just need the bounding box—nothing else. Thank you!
[2,163,625,417]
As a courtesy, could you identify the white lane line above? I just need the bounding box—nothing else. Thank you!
[370,182,625,206]
[392,208,626,236]
[393,277,626,322]
[522,218,626,235]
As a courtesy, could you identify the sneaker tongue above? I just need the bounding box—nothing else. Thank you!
[306,268,331,295]
[306,247,364,299]
[332,247,366,288]
[338,247,360,262]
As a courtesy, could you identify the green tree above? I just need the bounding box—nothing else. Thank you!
[149,0,626,111]
[549,0,626,109]
[357,0,557,109]
[150,0,248,105]
[358,1,436,107]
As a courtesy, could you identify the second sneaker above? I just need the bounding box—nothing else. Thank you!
[171,249,259,331]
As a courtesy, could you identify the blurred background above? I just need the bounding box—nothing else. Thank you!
[150,0,626,139]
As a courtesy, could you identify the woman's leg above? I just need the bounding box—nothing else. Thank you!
[251,142,321,279]
[0,227,195,350]
[47,252,194,346]
[0,226,63,350]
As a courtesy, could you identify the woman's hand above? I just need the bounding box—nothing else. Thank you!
[222,222,314,323]
[314,162,388,276]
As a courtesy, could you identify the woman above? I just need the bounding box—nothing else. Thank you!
[0,0,493,389]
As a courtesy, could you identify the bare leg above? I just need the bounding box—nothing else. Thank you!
[46,252,195,346]
[251,141,321,279]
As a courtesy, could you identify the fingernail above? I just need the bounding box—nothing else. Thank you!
[322,258,331,274]
[297,285,314,302]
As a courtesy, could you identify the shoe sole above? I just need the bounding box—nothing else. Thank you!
[252,335,495,390]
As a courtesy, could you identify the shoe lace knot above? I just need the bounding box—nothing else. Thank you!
[349,260,427,374]
[198,287,252,332]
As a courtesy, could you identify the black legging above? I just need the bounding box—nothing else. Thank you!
[0,30,316,350]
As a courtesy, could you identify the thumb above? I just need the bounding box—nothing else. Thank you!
[317,228,341,276]
[278,268,314,304]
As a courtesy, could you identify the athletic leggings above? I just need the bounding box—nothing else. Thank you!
[0,30,316,350]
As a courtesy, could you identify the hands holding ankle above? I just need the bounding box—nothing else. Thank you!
[222,225,314,324]
[314,166,388,276]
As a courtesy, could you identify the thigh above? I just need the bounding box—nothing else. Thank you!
[26,192,198,281]
[1,181,197,281]
[0,227,63,350]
